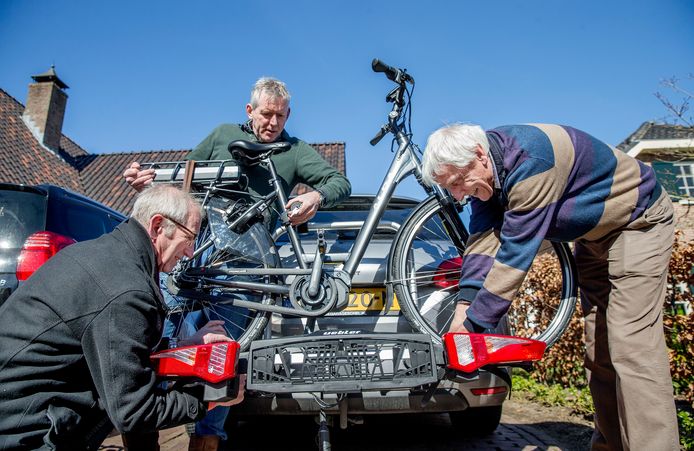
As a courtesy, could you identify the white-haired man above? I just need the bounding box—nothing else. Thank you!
[422,123,679,450]
[0,185,231,450]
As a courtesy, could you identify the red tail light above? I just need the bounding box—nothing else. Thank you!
[16,231,76,281]
[433,256,462,288]
[443,333,546,373]
[151,342,240,384]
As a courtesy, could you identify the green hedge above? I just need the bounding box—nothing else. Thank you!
[508,232,694,405]
[508,251,586,387]
[664,231,694,404]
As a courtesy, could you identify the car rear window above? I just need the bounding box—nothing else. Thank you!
[0,190,47,273]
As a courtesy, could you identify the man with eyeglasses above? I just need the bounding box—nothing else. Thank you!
[161,213,197,248]
[0,185,234,450]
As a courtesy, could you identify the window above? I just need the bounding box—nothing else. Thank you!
[652,161,694,199]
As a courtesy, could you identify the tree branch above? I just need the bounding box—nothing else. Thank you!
[655,74,694,126]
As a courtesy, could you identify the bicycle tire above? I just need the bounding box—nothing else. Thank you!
[390,196,577,348]
[165,197,277,351]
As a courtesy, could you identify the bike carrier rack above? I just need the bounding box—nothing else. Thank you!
[246,332,440,394]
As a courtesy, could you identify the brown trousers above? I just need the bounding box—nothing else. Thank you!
[575,192,679,451]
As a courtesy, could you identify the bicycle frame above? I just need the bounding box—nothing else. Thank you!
[285,128,429,276]
[174,136,444,316]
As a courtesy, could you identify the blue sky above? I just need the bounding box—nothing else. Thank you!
[1,0,692,199]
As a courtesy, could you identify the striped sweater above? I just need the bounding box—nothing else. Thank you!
[462,124,662,329]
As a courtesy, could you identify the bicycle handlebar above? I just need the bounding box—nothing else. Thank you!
[370,58,414,146]
[370,124,389,146]
[372,58,414,84]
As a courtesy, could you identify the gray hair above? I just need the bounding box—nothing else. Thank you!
[250,77,291,108]
[421,123,490,186]
[131,185,201,237]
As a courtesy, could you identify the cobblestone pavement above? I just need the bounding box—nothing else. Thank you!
[100,409,584,450]
[458,424,565,450]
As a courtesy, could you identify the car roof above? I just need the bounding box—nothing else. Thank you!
[37,184,126,220]
[1,182,126,221]
[0,182,47,196]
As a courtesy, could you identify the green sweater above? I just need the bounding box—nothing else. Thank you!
[186,123,351,209]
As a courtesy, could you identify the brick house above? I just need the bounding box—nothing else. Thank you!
[617,121,694,240]
[0,67,346,214]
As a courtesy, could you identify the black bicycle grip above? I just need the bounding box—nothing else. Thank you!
[372,58,399,82]
[370,125,388,146]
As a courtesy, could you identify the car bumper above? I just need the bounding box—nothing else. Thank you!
[229,373,507,416]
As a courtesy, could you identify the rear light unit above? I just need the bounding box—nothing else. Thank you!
[443,333,546,373]
[151,342,240,384]
[433,256,462,288]
[16,231,76,281]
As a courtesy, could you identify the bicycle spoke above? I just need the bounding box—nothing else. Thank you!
[203,301,256,335]
[390,268,461,285]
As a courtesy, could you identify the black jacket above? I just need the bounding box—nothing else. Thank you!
[0,219,206,450]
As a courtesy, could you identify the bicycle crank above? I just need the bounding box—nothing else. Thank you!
[289,270,350,313]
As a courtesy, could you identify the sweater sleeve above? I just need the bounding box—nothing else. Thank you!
[82,290,206,434]
[186,126,223,161]
[293,141,351,207]
[456,198,504,304]
[465,157,561,329]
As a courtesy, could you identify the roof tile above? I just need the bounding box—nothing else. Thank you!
[618,121,694,151]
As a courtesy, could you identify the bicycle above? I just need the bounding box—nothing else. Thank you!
[150,58,578,354]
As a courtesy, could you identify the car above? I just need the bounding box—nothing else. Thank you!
[0,183,125,305]
[228,194,510,434]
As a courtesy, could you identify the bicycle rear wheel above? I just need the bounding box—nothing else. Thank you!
[164,197,278,351]
[390,197,577,348]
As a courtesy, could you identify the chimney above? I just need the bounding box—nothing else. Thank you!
[23,66,69,151]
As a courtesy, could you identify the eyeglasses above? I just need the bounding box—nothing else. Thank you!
[161,214,197,246]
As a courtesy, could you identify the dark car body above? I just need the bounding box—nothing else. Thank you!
[0,183,125,304]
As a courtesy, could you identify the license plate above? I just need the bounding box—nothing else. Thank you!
[345,288,400,312]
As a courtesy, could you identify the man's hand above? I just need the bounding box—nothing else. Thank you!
[179,320,232,346]
[123,161,156,192]
[285,191,322,225]
[449,303,471,333]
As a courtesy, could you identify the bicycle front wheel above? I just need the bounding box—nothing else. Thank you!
[165,198,278,351]
[390,197,577,348]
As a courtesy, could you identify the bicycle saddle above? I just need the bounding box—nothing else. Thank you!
[228,140,291,165]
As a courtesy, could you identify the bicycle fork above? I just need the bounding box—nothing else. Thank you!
[432,185,469,251]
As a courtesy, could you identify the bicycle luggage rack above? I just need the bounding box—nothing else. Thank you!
[146,160,241,185]
[246,331,440,393]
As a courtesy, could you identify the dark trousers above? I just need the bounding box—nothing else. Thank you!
[121,431,160,451]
